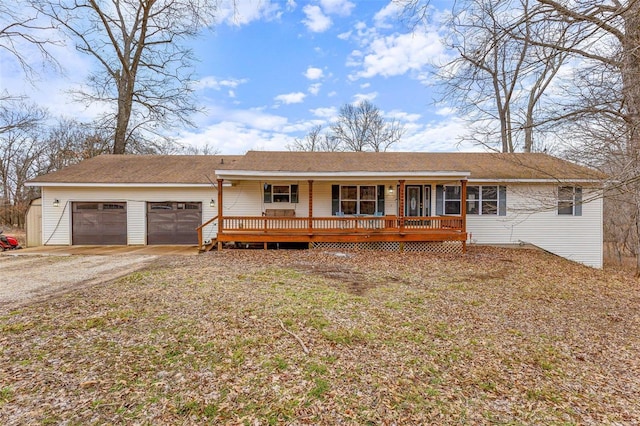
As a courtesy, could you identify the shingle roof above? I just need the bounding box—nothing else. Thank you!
[28,154,242,184]
[224,151,604,181]
[27,151,605,185]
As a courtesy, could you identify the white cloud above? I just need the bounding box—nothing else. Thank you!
[337,30,351,40]
[345,49,363,67]
[176,122,295,154]
[353,92,378,103]
[373,1,404,29]
[190,105,290,131]
[320,0,355,16]
[349,31,444,80]
[395,117,479,153]
[274,92,307,104]
[0,39,111,122]
[195,76,248,91]
[215,0,282,26]
[282,119,327,133]
[302,5,332,32]
[308,83,322,95]
[304,66,324,80]
[387,110,422,122]
[435,106,456,116]
[310,106,338,119]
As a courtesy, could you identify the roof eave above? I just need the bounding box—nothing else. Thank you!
[214,170,472,181]
[469,178,605,184]
[25,182,228,188]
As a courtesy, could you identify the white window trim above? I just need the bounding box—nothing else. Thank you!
[467,185,500,216]
[443,185,462,215]
[339,184,378,215]
[272,184,291,203]
[558,186,581,216]
[264,183,299,204]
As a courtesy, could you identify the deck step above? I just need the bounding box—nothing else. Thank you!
[199,239,217,253]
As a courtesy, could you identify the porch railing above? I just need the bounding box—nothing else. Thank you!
[220,215,463,234]
[197,215,465,251]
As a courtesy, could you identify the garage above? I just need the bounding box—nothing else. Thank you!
[147,202,202,245]
[72,202,127,245]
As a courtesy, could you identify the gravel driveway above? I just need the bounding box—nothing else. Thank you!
[0,254,157,310]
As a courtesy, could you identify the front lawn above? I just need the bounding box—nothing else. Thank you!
[1,247,638,424]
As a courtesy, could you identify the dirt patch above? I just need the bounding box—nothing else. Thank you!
[291,251,411,295]
[295,263,372,295]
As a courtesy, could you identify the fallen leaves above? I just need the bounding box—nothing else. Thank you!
[1,246,639,424]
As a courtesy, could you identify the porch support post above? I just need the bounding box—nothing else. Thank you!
[399,180,406,231]
[308,180,314,234]
[461,178,467,253]
[217,178,224,251]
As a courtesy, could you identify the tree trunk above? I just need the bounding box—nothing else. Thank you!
[621,2,640,277]
[635,198,640,278]
[113,72,134,155]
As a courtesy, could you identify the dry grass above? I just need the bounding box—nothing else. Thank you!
[1,247,639,425]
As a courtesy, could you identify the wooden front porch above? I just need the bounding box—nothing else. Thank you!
[198,215,467,251]
[197,178,468,252]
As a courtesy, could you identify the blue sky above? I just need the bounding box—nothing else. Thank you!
[2,0,473,154]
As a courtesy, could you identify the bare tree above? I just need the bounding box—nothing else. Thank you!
[0,3,59,80]
[434,0,568,153]
[330,101,404,152]
[520,0,640,274]
[180,142,221,155]
[398,0,640,272]
[31,0,221,154]
[0,100,48,226]
[291,102,404,152]
[287,125,342,152]
[43,119,112,171]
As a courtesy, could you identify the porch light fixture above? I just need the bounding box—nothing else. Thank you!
[53,199,60,207]
[209,199,215,207]
[388,185,394,194]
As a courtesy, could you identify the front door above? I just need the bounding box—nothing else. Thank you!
[405,185,422,217]
[404,185,431,217]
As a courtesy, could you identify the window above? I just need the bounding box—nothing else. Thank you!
[273,185,290,203]
[102,203,125,210]
[466,186,507,215]
[263,184,299,203]
[444,186,461,215]
[558,186,582,216]
[148,202,201,212]
[437,185,506,216]
[332,185,384,215]
[340,185,376,214]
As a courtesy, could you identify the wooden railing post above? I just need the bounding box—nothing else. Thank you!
[399,180,406,232]
[461,178,467,252]
[308,180,313,234]
[217,178,223,251]
[196,215,218,252]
